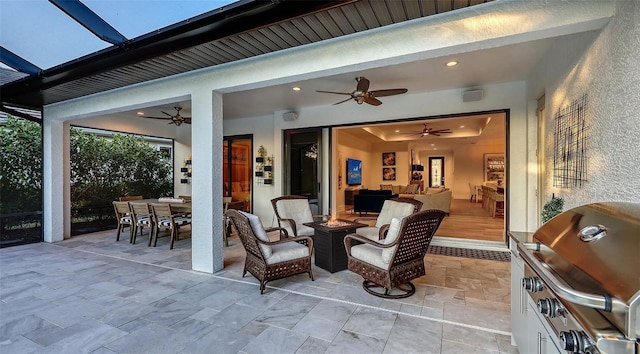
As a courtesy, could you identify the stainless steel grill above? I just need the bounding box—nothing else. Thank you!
[517,202,640,354]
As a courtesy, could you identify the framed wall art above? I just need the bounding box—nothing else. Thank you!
[382,152,396,166]
[383,167,396,181]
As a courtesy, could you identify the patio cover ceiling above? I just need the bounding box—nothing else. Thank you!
[0,0,493,110]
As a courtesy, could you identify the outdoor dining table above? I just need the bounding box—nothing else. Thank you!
[128,198,192,213]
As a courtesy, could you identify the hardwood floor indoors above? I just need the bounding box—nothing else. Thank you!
[339,198,505,243]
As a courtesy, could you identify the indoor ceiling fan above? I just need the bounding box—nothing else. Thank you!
[139,106,191,126]
[407,123,453,137]
[317,76,408,106]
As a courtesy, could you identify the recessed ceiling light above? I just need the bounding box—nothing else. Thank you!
[446,61,458,67]
[292,86,301,91]
[459,125,465,128]
[395,129,400,133]
[431,144,435,146]
[137,111,144,116]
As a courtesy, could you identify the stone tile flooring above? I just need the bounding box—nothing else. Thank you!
[0,230,519,353]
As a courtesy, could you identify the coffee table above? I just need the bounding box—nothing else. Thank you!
[303,220,367,273]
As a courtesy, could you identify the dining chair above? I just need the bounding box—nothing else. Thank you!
[223,196,232,246]
[119,195,143,202]
[129,202,154,245]
[150,203,192,249]
[112,201,133,242]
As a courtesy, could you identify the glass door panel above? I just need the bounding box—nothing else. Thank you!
[223,136,252,212]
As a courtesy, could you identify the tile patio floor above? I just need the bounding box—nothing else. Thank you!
[1,229,519,354]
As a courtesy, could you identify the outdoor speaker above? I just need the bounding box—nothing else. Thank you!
[463,89,483,102]
[283,111,298,121]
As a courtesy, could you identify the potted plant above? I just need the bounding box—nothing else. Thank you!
[541,195,564,223]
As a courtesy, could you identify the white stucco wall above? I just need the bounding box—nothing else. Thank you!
[532,0,640,210]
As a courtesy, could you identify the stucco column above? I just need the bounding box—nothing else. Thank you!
[191,90,224,273]
[42,118,69,242]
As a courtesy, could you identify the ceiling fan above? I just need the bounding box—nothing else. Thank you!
[317,76,408,106]
[407,123,453,137]
[139,106,191,126]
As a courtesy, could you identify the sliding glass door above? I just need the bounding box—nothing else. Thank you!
[223,135,252,211]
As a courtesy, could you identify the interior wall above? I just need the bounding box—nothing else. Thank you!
[531,0,640,210]
[371,144,410,188]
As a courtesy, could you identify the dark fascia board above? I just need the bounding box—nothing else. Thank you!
[0,0,354,108]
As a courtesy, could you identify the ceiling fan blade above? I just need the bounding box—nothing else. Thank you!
[431,132,441,136]
[333,97,353,105]
[356,77,370,93]
[184,117,192,124]
[432,129,452,134]
[141,116,171,120]
[161,110,174,117]
[364,96,382,106]
[369,88,408,97]
[316,90,351,95]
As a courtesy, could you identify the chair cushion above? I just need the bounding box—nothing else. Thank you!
[293,224,316,237]
[137,217,152,226]
[375,200,416,228]
[351,243,388,270]
[240,211,272,258]
[277,199,314,236]
[355,226,380,241]
[382,217,404,263]
[120,216,132,224]
[265,242,309,265]
[379,184,393,191]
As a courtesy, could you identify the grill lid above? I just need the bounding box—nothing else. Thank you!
[531,202,640,341]
[533,202,640,304]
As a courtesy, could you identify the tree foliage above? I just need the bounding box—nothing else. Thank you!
[0,116,42,213]
[70,129,173,207]
[1,115,173,215]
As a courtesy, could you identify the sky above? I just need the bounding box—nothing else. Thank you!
[0,0,238,70]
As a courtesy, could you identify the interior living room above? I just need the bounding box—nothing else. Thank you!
[334,113,506,245]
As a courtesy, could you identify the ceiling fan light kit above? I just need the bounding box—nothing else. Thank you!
[316,76,407,106]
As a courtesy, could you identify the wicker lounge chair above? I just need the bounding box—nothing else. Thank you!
[271,195,326,238]
[344,209,445,299]
[227,209,314,294]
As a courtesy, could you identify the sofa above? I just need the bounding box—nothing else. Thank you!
[413,189,452,215]
[353,189,398,214]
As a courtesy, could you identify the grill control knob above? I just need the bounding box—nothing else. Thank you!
[560,330,592,353]
[537,298,565,318]
[522,277,544,292]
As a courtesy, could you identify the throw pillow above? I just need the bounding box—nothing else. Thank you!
[382,217,404,263]
[405,184,419,194]
[380,184,393,191]
[240,211,272,258]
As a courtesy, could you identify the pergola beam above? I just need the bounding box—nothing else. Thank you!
[49,0,128,47]
[0,46,42,76]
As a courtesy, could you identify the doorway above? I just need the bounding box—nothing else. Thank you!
[223,135,252,212]
[284,128,322,214]
[428,156,445,187]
